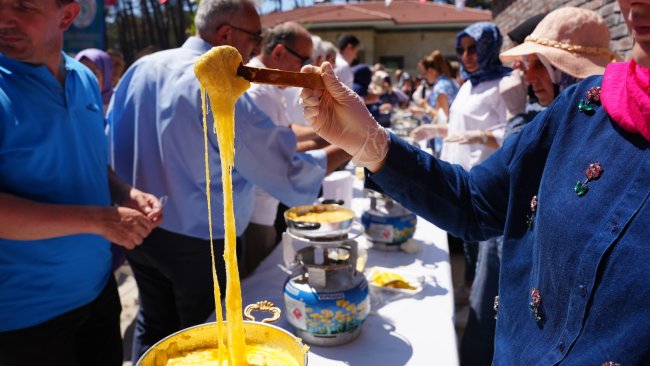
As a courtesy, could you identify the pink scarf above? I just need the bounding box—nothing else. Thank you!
[601,60,650,141]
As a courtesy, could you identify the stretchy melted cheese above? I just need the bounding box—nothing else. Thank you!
[192,45,304,366]
[194,45,250,366]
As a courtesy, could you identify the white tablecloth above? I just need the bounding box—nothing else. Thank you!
[239,194,459,366]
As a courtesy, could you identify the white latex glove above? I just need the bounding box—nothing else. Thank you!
[444,130,486,145]
[410,124,448,142]
[300,62,389,169]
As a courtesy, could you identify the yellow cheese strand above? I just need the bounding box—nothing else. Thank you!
[195,45,250,366]
[200,86,226,363]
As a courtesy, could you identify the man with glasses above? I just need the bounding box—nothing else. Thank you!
[243,21,350,276]
[109,0,342,362]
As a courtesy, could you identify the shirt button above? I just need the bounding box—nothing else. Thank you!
[611,223,619,232]
[579,286,588,297]
[558,342,565,352]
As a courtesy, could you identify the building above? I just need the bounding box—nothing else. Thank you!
[261,0,492,74]
[493,0,632,58]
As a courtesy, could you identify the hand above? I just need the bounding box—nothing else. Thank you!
[120,188,164,224]
[410,124,447,142]
[444,130,486,145]
[408,105,426,117]
[379,103,393,113]
[300,62,389,169]
[97,207,157,249]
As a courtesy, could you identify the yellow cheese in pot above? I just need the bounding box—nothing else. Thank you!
[166,345,299,366]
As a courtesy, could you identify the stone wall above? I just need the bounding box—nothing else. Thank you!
[493,0,633,59]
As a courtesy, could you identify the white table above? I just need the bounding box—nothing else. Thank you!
[239,193,459,366]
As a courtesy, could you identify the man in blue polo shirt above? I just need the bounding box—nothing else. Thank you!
[0,0,163,364]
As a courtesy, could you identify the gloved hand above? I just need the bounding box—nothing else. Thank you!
[300,62,389,169]
[444,130,486,145]
[410,124,448,142]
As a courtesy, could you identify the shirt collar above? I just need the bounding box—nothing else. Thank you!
[182,36,215,54]
[247,57,265,68]
[0,52,44,76]
[0,52,78,77]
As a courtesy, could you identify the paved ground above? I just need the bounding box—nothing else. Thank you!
[115,264,138,366]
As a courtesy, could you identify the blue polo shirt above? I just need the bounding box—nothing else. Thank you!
[0,53,111,331]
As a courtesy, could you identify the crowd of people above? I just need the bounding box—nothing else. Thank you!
[1,0,649,365]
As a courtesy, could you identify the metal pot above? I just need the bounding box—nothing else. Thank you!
[284,204,355,238]
[136,301,308,366]
[361,190,416,250]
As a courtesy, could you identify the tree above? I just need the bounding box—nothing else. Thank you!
[105,0,196,65]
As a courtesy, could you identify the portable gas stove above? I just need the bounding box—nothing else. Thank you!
[282,221,370,346]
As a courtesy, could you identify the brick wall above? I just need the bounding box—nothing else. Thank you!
[493,0,633,59]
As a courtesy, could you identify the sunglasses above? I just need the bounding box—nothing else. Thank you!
[282,44,311,66]
[225,24,263,46]
[456,45,477,56]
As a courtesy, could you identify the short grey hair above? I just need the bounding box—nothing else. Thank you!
[311,35,325,60]
[322,41,337,60]
[194,0,255,36]
[261,21,309,56]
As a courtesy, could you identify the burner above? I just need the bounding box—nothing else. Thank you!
[282,222,369,346]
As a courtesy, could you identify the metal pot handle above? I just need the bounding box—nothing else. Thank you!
[244,300,281,324]
[292,221,321,230]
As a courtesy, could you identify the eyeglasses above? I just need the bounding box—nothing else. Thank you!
[226,24,263,46]
[456,45,477,56]
[281,44,311,66]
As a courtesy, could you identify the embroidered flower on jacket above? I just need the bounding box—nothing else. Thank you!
[529,288,542,323]
[526,195,538,228]
[574,162,604,197]
[578,86,601,114]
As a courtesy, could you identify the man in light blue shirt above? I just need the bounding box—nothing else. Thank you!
[0,0,162,364]
[108,0,349,362]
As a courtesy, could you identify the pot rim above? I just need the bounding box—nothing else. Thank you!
[284,204,355,238]
[137,320,309,366]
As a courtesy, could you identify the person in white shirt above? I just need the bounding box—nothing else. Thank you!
[334,34,360,88]
[244,22,349,275]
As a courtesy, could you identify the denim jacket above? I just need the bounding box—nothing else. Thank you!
[369,76,650,365]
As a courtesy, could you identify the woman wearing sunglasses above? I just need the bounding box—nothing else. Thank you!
[411,22,512,365]
[299,0,650,362]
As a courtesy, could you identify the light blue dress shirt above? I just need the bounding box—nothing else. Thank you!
[108,37,326,240]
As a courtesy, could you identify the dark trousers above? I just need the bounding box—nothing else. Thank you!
[0,275,122,366]
[460,237,502,366]
[126,227,243,364]
[463,241,479,284]
[242,222,279,277]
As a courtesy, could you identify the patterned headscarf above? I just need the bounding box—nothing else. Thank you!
[74,48,113,106]
[456,22,511,86]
